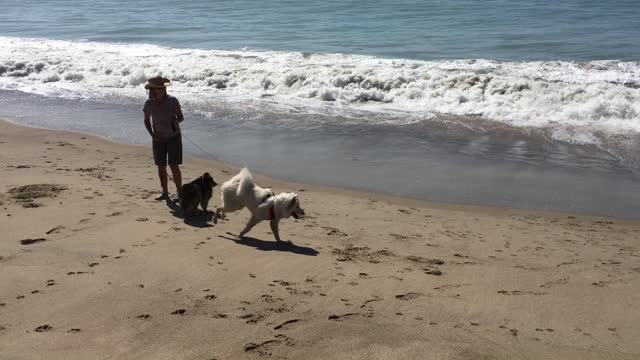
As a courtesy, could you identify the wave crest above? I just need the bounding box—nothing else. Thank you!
[1,36,639,143]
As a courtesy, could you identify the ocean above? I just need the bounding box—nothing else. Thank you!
[1,0,640,216]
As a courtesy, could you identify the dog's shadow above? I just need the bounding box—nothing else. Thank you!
[218,233,319,256]
[166,199,214,228]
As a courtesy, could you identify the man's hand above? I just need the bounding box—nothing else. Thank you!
[144,110,155,139]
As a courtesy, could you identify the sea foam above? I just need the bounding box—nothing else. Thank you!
[1,36,639,146]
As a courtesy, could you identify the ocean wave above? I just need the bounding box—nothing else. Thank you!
[1,36,639,143]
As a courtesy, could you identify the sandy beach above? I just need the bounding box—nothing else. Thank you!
[1,118,639,359]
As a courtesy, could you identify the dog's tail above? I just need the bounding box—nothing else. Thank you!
[236,167,254,197]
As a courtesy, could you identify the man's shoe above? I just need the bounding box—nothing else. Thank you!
[155,192,169,201]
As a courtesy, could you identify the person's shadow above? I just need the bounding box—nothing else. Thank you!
[166,199,214,228]
[218,233,319,256]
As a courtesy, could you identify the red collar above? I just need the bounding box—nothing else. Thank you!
[269,206,276,220]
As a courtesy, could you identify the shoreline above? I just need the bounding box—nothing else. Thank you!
[1,117,637,221]
[1,116,639,359]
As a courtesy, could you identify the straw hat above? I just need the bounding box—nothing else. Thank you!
[144,76,171,89]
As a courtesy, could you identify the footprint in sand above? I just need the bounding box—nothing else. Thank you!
[244,334,295,354]
[67,271,84,275]
[22,202,43,208]
[539,277,569,289]
[45,225,65,234]
[67,328,81,333]
[171,309,186,315]
[243,339,279,354]
[324,227,347,237]
[360,296,383,308]
[238,313,264,324]
[395,292,422,301]
[19,238,47,245]
[424,268,443,276]
[273,319,301,330]
[35,324,52,332]
[328,313,365,321]
[498,290,547,296]
[136,314,151,320]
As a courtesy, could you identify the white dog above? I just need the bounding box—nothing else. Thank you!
[215,168,305,243]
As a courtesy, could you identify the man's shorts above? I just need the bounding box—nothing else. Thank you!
[153,134,183,166]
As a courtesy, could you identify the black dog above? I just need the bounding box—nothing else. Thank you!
[179,172,217,217]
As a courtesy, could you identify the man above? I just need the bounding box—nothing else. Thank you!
[143,76,184,201]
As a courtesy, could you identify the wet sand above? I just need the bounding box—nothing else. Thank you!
[2,90,640,217]
[1,118,639,359]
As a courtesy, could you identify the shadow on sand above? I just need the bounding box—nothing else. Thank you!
[218,233,319,256]
[166,198,214,228]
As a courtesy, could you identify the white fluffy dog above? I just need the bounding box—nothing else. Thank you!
[215,168,305,243]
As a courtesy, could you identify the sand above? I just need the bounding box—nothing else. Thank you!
[1,118,639,360]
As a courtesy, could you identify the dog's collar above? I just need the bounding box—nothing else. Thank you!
[269,206,276,220]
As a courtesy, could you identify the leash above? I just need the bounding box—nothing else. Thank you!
[182,133,216,162]
[182,132,237,173]
[165,132,237,185]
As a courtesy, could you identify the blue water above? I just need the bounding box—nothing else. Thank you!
[2,0,640,216]
[1,0,639,61]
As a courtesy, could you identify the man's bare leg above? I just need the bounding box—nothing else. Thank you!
[169,164,182,193]
[156,165,169,200]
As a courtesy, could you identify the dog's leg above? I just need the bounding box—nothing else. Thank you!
[200,198,210,213]
[238,216,260,239]
[213,207,223,223]
[270,219,284,243]
[184,202,197,217]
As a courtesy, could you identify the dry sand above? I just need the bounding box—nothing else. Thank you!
[1,118,639,360]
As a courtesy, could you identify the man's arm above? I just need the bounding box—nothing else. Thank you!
[144,111,154,137]
[175,101,184,123]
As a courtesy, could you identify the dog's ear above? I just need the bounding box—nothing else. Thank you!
[203,172,217,188]
[287,194,299,209]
